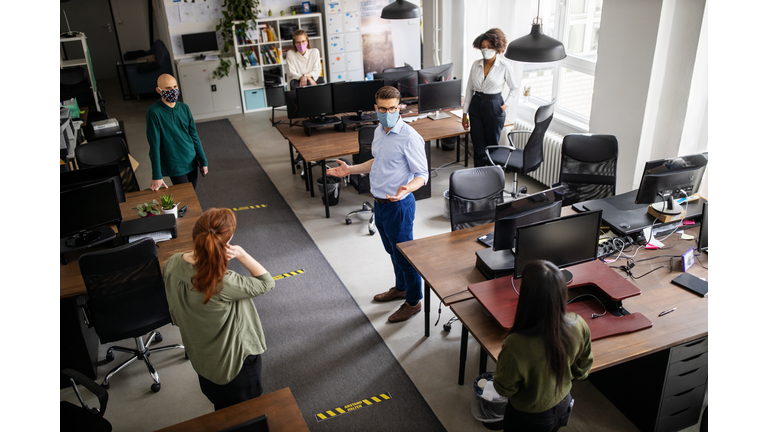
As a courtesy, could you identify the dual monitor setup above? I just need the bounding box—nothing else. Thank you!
[476,151,709,282]
[296,63,461,133]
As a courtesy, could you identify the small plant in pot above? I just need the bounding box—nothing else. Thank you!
[160,194,179,218]
[522,86,532,103]
[132,200,162,217]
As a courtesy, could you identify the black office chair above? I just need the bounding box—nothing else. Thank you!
[75,137,141,193]
[78,238,185,392]
[485,100,556,198]
[345,125,377,235]
[552,134,619,206]
[448,166,505,231]
[60,368,112,432]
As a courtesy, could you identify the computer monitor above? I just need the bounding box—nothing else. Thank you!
[417,79,462,120]
[296,83,335,121]
[61,179,123,247]
[418,62,454,84]
[372,70,419,97]
[60,164,125,203]
[635,152,708,216]
[331,79,384,121]
[383,65,413,73]
[698,200,708,253]
[493,186,565,252]
[181,31,219,55]
[514,209,603,282]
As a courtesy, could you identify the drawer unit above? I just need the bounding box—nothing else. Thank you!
[590,336,707,432]
[244,89,266,111]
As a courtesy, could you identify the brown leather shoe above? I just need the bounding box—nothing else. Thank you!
[373,287,407,302]
[388,301,422,323]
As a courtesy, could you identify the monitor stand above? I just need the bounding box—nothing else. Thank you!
[60,225,118,265]
[475,248,516,280]
[343,110,376,122]
[302,114,341,137]
[427,110,451,120]
[650,193,684,215]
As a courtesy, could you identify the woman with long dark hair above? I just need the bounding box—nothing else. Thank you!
[163,208,275,410]
[462,28,518,166]
[493,260,593,431]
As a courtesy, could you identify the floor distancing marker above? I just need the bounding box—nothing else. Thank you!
[314,392,393,422]
[272,269,305,281]
[231,204,268,212]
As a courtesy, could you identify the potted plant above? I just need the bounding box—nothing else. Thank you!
[522,86,532,103]
[132,200,162,217]
[213,0,261,79]
[160,194,179,218]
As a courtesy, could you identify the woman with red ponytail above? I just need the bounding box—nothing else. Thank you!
[163,208,275,410]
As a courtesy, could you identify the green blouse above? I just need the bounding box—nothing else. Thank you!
[493,313,594,413]
[163,253,274,385]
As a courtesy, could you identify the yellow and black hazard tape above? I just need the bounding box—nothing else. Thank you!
[272,269,305,281]
[315,392,392,422]
[231,204,268,212]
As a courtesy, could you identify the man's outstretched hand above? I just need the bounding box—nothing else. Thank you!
[385,185,410,202]
[326,159,351,178]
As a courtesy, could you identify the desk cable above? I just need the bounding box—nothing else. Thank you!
[567,294,608,319]
[435,289,469,327]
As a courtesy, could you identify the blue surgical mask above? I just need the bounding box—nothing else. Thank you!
[377,111,399,128]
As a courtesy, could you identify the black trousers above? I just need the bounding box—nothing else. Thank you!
[170,167,199,189]
[503,393,573,432]
[198,354,264,411]
[468,92,506,167]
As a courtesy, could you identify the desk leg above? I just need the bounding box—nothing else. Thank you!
[322,162,329,219]
[479,350,487,375]
[464,134,469,167]
[459,324,468,385]
[290,143,296,175]
[456,135,460,164]
[308,161,315,197]
[424,283,430,338]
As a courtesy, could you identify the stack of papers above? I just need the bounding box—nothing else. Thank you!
[128,230,172,243]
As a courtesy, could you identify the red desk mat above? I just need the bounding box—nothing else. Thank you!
[468,260,652,339]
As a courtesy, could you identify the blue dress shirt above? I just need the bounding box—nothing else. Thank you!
[369,117,429,199]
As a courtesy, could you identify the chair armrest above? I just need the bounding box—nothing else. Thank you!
[62,368,109,416]
[507,130,530,147]
[485,145,516,170]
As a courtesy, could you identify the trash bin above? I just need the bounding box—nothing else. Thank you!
[440,136,456,151]
[317,175,341,206]
[470,372,507,430]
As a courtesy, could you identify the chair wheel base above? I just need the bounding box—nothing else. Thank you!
[101,382,110,390]
[151,383,161,393]
[369,229,376,235]
[105,352,114,362]
[154,333,163,343]
[345,218,352,225]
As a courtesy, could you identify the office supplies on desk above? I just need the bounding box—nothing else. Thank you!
[671,272,708,297]
[91,118,119,131]
[658,307,676,317]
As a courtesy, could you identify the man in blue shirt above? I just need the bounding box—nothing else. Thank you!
[327,86,429,323]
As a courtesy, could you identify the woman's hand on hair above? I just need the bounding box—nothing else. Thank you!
[226,244,245,261]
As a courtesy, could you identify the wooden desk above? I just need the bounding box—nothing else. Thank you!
[60,183,203,386]
[60,183,203,298]
[274,111,513,218]
[156,387,310,432]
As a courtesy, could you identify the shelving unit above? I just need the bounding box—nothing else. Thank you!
[60,33,101,112]
[233,13,327,113]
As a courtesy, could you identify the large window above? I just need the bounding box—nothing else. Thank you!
[520,0,602,125]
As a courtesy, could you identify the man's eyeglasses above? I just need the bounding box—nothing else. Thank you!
[376,106,399,114]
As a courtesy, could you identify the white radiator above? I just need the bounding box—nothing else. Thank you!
[508,119,564,187]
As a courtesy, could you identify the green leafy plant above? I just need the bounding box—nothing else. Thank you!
[132,200,162,217]
[523,86,532,97]
[213,0,261,79]
[160,194,176,210]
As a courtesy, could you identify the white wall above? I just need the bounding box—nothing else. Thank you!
[111,0,151,53]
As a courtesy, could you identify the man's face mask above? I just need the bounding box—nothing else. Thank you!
[160,87,180,103]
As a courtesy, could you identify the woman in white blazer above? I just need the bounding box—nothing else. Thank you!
[285,29,324,89]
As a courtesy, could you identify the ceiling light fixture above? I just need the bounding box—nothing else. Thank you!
[380,0,421,20]
[505,0,566,62]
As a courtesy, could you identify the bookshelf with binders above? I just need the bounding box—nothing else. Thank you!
[232,13,326,113]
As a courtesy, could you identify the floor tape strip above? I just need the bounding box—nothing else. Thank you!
[315,392,392,422]
[272,269,305,281]
[231,204,268,212]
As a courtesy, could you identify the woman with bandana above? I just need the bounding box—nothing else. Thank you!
[285,29,324,89]
[146,73,208,191]
[462,28,518,167]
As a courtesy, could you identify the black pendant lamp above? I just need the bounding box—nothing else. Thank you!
[381,0,421,20]
[505,2,566,62]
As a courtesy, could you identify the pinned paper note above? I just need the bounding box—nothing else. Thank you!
[680,233,695,240]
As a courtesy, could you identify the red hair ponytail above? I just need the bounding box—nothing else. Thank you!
[191,208,236,304]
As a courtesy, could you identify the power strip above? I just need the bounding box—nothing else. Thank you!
[597,235,635,258]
